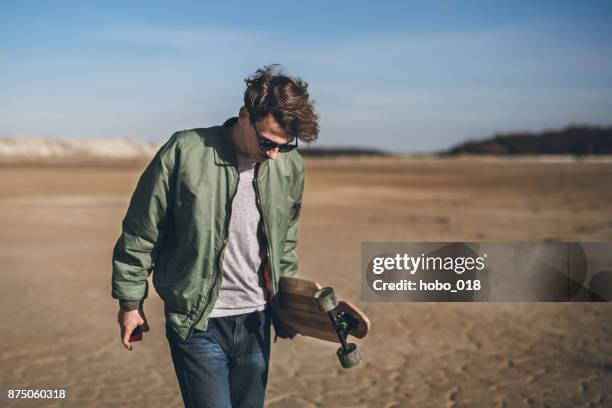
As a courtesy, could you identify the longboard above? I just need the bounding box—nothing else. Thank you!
[276,276,370,368]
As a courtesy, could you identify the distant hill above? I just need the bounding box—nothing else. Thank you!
[0,136,160,163]
[444,125,612,156]
[0,136,389,164]
[298,147,388,157]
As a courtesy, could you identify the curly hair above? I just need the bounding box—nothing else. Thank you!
[244,65,319,143]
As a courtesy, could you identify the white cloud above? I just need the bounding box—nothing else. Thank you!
[2,21,611,152]
[94,25,266,53]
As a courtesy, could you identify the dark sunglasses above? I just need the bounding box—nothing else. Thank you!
[252,120,298,153]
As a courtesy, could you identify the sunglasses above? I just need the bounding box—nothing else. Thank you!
[252,120,298,153]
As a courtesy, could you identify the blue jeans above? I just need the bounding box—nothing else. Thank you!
[166,309,271,408]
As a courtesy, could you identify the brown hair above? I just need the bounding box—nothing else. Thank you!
[244,65,319,143]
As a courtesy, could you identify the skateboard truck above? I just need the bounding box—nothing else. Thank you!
[313,287,363,368]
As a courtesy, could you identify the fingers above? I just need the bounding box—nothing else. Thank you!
[120,311,141,351]
[286,326,297,339]
[142,320,150,332]
[276,323,298,339]
[121,324,134,351]
[138,310,149,332]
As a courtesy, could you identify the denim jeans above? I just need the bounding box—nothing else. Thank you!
[166,309,271,408]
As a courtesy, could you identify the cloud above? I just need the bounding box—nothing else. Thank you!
[94,25,266,53]
[3,20,611,152]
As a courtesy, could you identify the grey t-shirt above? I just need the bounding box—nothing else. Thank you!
[209,154,267,318]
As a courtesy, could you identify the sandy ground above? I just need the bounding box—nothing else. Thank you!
[0,156,611,407]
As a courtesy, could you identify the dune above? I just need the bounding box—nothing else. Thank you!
[0,136,160,163]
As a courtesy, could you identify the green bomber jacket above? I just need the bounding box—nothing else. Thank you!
[111,119,304,341]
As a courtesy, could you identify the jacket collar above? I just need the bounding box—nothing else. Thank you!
[214,117,239,167]
[214,117,270,176]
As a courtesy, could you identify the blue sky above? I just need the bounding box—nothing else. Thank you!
[1,1,611,152]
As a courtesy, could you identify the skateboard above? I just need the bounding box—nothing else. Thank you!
[276,276,370,368]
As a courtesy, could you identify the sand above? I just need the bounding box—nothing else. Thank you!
[0,156,610,407]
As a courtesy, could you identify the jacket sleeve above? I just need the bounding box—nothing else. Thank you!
[111,135,177,301]
[278,164,304,277]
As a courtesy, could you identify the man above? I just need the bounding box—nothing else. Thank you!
[111,65,319,407]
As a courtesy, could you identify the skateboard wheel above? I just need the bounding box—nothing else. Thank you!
[313,287,338,312]
[337,343,361,369]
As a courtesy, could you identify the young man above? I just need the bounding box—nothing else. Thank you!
[112,65,319,407]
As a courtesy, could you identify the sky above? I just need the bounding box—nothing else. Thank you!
[1,1,612,152]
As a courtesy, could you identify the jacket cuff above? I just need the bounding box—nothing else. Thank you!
[119,300,141,311]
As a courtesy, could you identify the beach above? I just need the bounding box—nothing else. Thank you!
[0,156,610,407]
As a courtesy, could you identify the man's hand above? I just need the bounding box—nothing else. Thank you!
[117,308,149,351]
[275,322,298,340]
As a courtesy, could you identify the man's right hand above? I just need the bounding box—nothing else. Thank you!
[117,308,148,351]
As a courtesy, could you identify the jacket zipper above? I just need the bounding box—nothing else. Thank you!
[185,167,240,339]
[253,163,276,295]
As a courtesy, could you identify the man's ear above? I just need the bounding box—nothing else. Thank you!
[238,106,249,123]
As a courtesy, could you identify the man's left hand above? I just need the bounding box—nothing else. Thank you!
[275,322,298,339]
